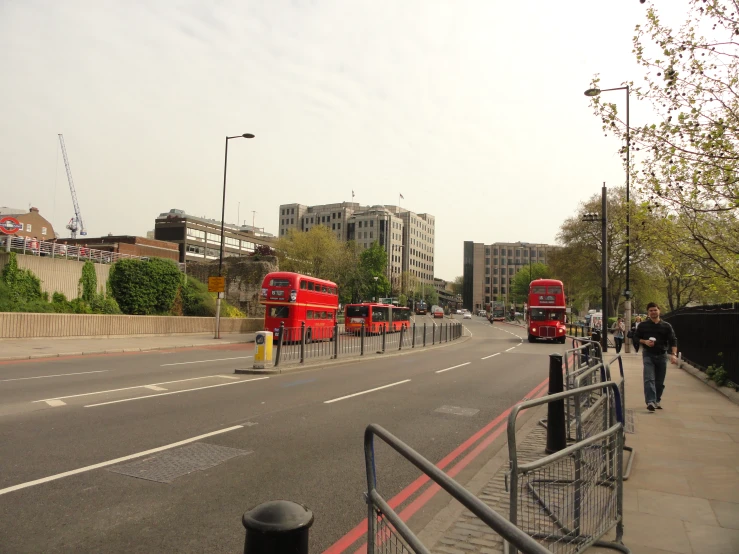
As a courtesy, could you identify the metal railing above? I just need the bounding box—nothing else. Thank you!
[364,424,550,554]
[506,383,629,554]
[272,321,463,367]
[1,235,184,270]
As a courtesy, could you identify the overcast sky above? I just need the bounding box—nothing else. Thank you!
[1,0,688,280]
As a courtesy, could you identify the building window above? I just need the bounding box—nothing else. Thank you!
[26,224,32,232]
[291,218,294,224]
[485,247,490,255]
[509,268,514,275]
[370,220,374,227]
[493,248,498,255]
[493,287,498,294]
[502,287,506,294]
[485,267,490,275]
[369,231,373,239]
[485,287,490,294]
[485,258,490,266]
[485,277,490,284]
[291,208,294,214]
[523,250,528,257]
[338,223,341,229]
[41,227,47,235]
[332,223,336,230]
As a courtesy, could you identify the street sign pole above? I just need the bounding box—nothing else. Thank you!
[208,276,226,339]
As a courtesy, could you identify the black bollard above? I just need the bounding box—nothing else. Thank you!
[243,500,314,554]
[545,353,567,454]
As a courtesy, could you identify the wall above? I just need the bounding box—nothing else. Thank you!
[0,252,110,299]
[186,256,278,317]
[0,313,263,338]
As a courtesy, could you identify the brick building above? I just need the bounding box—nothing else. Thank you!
[62,235,180,261]
[0,207,56,240]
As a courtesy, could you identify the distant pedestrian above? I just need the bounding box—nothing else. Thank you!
[635,303,678,412]
[613,318,625,353]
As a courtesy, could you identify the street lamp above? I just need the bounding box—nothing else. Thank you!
[584,85,631,351]
[373,276,379,302]
[215,133,255,339]
[582,183,609,352]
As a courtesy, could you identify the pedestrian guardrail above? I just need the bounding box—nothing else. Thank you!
[506,382,629,554]
[272,320,463,367]
[364,424,551,554]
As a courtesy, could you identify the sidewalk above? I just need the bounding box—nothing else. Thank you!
[424,350,739,554]
[0,333,255,361]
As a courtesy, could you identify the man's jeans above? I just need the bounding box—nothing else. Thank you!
[643,353,667,405]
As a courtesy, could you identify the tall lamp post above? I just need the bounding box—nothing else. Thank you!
[582,183,609,353]
[373,276,379,302]
[584,85,631,352]
[215,133,255,339]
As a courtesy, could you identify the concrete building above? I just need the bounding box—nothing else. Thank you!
[62,235,180,261]
[154,209,276,263]
[463,241,558,312]
[278,202,435,289]
[0,207,56,240]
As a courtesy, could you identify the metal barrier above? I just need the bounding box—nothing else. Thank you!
[506,383,629,554]
[364,424,550,554]
[272,321,464,367]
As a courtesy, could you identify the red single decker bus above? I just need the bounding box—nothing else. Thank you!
[260,272,339,342]
[527,278,568,343]
[345,303,411,334]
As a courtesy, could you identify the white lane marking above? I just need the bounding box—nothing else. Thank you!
[435,362,471,374]
[33,375,236,403]
[481,353,500,360]
[0,370,109,383]
[145,385,167,391]
[324,379,411,404]
[216,374,240,380]
[0,425,243,497]
[84,377,270,408]
[160,356,252,367]
[44,399,66,407]
[505,347,515,352]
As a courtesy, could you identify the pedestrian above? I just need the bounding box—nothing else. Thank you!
[635,302,678,412]
[613,317,625,353]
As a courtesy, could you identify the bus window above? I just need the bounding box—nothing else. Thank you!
[300,281,307,289]
[307,310,313,319]
[270,306,290,318]
[307,282,314,291]
[346,305,369,318]
[270,278,291,287]
[372,307,390,322]
[548,286,562,294]
[320,286,326,293]
[549,312,562,320]
[531,286,546,294]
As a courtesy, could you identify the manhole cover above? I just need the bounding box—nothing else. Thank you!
[625,409,636,434]
[435,405,479,417]
[107,443,252,483]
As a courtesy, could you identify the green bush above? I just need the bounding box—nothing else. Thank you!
[109,258,181,315]
[179,276,242,317]
[2,253,43,306]
[79,261,98,302]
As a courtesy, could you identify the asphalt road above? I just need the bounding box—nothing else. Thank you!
[0,317,565,553]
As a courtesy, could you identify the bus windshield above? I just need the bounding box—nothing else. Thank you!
[346,306,369,318]
[270,306,290,318]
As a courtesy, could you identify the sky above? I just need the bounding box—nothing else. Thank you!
[1,0,690,280]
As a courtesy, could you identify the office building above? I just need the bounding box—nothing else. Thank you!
[154,208,276,263]
[462,241,558,312]
[278,202,435,288]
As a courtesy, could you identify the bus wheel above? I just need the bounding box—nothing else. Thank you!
[305,328,312,344]
[528,334,535,343]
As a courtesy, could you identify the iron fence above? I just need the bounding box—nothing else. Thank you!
[365,424,550,554]
[506,382,629,554]
[272,320,464,367]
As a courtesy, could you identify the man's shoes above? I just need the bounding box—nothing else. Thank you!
[655,402,662,410]
[647,403,656,412]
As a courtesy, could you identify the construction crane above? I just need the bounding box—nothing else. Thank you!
[58,133,87,238]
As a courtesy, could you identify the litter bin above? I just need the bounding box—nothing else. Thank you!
[253,331,273,369]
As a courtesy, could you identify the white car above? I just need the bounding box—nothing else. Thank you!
[463,312,472,319]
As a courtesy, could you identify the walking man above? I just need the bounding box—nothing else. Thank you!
[613,317,625,353]
[635,302,678,412]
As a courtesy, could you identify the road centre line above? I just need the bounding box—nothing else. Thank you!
[0,425,243,497]
[0,370,109,383]
[160,356,252,367]
[33,374,236,403]
[435,362,470,374]
[505,347,515,352]
[324,380,411,404]
[84,377,270,408]
[481,353,500,360]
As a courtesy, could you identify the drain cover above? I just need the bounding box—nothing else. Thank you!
[107,443,252,483]
[435,405,479,417]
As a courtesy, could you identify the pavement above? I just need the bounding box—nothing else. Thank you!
[421,347,739,554]
[0,332,256,361]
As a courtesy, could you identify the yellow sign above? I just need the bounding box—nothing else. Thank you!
[208,276,225,293]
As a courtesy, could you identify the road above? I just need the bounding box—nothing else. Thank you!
[0,317,563,553]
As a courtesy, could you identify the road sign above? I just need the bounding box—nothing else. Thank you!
[0,216,22,235]
[208,276,225,293]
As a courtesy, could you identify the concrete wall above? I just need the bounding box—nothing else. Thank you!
[0,252,110,299]
[0,313,263,338]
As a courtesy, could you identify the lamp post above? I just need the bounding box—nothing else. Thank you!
[215,133,255,339]
[584,85,631,352]
[373,276,379,302]
[582,183,608,352]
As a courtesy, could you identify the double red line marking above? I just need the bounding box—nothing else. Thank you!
[324,375,552,553]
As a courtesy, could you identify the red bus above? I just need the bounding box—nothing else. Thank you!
[260,271,339,342]
[527,278,567,343]
[345,303,411,334]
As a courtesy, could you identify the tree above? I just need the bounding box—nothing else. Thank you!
[451,275,464,296]
[588,0,739,289]
[249,244,275,258]
[510,263,551,303]
[109,258,181,315]
[79,261,98,303]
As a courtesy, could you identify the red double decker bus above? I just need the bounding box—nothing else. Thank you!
[344,303,411,334]
[527,278,567,343]
[260,272,339,342]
